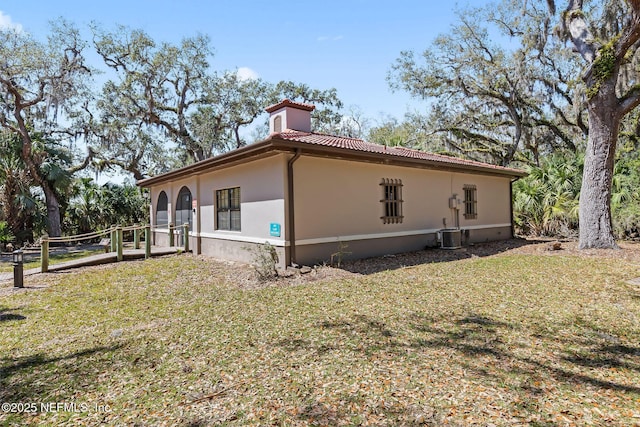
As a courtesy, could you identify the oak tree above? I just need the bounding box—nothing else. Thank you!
[0,22,94,237]
[93,27,344,173]
[389,1,586,166]
[549,0,640,248]
[93,26,212,164]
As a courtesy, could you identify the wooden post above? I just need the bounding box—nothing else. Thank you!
[116,226,123,262]
[169,223,175,247]
[41,237,49,273]
[183,223,189,252]
[145,225,151,259]
[134,225,140,250]
[110,227,116,253]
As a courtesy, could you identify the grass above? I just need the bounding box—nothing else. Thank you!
[0,249,104,273]
[1,250,640,425]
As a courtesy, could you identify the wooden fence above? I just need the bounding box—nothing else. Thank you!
[39,223,189,273]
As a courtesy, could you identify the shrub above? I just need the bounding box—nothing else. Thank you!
[513,154,581,237]
[0,221,15,245]
[613,203,640,239]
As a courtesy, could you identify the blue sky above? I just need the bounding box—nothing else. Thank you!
[0,0,490,122]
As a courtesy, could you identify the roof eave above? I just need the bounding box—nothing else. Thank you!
[268,138,527,178]
[136,139,279,187]
[137,137,526,188]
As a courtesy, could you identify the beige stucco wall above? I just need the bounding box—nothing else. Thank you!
[292,156,513,262]
[196,155,287,240]
[269,106,311,133]
[149,154,289,266]
[147,152,514,267]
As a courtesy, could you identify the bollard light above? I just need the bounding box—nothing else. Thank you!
[13,249,24,288]
[12,249,23,264]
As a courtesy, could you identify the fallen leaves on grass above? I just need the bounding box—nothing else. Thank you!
[0,240,639,425]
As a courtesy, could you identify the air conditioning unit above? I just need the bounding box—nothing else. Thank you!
[439,228,462,249]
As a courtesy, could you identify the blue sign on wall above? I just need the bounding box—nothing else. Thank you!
[270,223,281,237]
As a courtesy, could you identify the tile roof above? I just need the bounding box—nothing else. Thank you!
[265,99,316,113]
[272,130,525,176]
[138,127,525,187]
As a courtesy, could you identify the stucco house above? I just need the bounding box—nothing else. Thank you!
[137,99,526,267]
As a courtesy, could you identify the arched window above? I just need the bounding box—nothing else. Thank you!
[156,191,168,227]
[175,186,193,230]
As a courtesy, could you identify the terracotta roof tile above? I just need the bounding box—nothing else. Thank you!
[139,127,525,187]
[265,99,316,113]
[274,130,525,175]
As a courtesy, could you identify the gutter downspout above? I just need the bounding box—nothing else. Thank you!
[287,149,302,266]
[510,177,521,238]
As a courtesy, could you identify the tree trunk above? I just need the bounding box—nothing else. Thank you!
[17,130,63,238]
[42,183,62,238]
[578,88,620,249]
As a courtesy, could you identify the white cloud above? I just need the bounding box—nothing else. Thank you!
[237,67,259,81]
[317,35,344,42]
[0,11,23,32]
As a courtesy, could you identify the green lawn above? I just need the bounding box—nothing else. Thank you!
[1,250,639,425]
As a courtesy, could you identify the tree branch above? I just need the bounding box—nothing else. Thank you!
[67,146,95,174]
[614,10,640,63]
[619,85,640,116]
[563,0,598,63]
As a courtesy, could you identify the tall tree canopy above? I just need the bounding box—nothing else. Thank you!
[390,0,640,248]
[389,0,587,166]
[0,22,347,239]
[274,81,344,134]
[93,27,214,165]
[0,22,94,237]
[92,26,345,175]
[191,71,273,156]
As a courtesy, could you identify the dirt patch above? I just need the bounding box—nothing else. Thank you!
[339,237,640,275]
[204,256,356,290]
[222,237,640,288]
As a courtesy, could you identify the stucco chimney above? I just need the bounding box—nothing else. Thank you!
[266,99,315,133]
